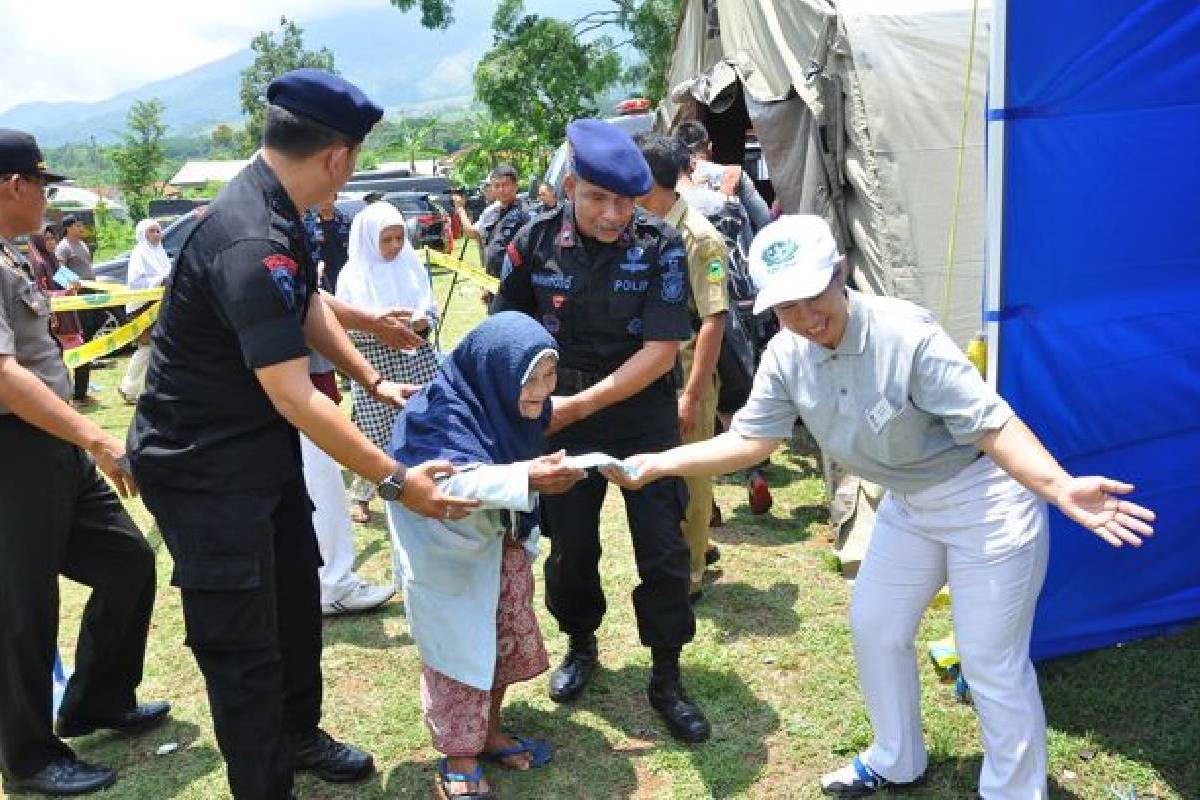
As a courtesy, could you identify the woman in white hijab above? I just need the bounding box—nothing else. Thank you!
[337,201,441,522]
[118,218,172,403]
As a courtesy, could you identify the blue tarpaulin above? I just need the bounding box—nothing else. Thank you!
[993,1,1200,660]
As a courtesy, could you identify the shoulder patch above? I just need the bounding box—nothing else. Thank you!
[706,258,725,283]
[263,253,300,310]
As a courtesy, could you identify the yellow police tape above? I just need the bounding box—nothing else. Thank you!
[423,248,500,293]
[50,286,165,312]
[61,304,160,369]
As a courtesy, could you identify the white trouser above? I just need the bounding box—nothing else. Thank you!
[118,343,152,398]
[300,433,362,606]
[851,455,1050,799]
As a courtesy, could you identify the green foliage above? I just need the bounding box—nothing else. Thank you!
[387,0,456,29]
[208,124,242,160]
[379,117,439,172]
[93,201,135,260]
[110,99,169,221]
[239,17,336,152]
[393,0,685,105]
[449,115,545,187]
[180,180,226,200]
[474,1,622,146]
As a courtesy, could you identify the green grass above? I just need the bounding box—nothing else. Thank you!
[27,264,1200,799]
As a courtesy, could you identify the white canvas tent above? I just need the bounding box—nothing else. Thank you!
[661,0,990,571]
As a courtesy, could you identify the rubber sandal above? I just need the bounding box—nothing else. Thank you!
[479,735,553,769]
[433,758,494,800]
[349,503,371,524]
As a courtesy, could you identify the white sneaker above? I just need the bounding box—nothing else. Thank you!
[321,581,396,617]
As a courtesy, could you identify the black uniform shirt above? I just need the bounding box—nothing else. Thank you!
[493,202,692,438]
[129,157,317,492]
[481,201,531,280]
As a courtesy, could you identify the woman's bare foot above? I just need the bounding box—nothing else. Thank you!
[441,756,490,797]
[482,732,533,770]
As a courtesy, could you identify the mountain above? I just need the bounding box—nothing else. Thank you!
[1,0,620,147]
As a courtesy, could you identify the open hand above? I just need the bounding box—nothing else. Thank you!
[1055,476,1155,547]
[374,381,422,408]
[600,453,659,491]
[528,450,586,495]
[403,460,481,520]
[371,307,424,350]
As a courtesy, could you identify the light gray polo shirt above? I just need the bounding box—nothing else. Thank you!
[731,290,1013,492]
[0,238,73,413]
[55,237,94,280]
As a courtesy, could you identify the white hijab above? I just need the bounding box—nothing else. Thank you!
[336,201,436,321]
[126,218,172,312]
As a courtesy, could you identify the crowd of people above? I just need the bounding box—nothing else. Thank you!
[0,67,1156,800]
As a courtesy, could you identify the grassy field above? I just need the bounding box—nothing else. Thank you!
[21,261,1200,799]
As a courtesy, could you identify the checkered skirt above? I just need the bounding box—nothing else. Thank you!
[349,332,441,450]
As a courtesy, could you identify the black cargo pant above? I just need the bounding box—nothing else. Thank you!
[542,418,694,649]
[140,477,322,800]
[0,415,155,781]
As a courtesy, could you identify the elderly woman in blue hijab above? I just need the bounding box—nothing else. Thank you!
[387,312,586,800]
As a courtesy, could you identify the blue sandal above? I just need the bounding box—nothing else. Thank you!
[820,755,926,796]
[434,758,494,800]
[480,735,553,769]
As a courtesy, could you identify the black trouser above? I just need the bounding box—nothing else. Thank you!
[71,308,104,400]
[542,423,694,649]
[140,477,322,800]
[0,415,155,781]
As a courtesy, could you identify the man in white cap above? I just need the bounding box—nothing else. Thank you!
[603,214,1154,798]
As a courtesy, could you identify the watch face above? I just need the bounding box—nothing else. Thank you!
[377,479,400,502]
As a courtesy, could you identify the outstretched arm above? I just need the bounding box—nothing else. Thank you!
[602,431,780,489]
[978,417,1155,547]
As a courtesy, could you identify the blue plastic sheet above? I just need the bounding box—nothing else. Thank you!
[996,0,1200,660]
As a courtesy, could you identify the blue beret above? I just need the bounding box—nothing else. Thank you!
[566,118,653,197]
[267,68,384,143]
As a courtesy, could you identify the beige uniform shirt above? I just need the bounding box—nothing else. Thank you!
[0,238,73,413]
[664,195,728,372]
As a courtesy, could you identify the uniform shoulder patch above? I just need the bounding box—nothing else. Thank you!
[263,253,301,310]
[706,257,725,283]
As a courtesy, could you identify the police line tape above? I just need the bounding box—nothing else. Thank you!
[61,304,160,369]
[50,285,165,312]
[422,248,500,293]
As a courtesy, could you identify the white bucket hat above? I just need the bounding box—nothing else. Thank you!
[748,215,842,314]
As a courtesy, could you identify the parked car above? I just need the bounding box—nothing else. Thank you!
[543,98,654,196]
[381,191,452,252]
[92,207,206,286]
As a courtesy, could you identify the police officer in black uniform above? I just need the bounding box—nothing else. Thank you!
[0,129,167,796]
[492,118,711,743]
[128,70,478,800]
[454,163,531,305]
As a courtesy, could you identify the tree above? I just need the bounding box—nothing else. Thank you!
[110,99,168,221]
[209,124,241,159]
[449,115,544,187]
[391,0,684,103]
[239,17,336,152]
[384,117,439,173]
[474,0,622,146]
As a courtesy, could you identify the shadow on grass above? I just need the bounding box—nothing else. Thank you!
[321,600,414,650]
[352,537,387,572]
[894,754,1084,798]
[543,664,780,798]
[72,719,222,798]
[716,500,827,545]
[1038,622,1200,799]
[695,581,801,642]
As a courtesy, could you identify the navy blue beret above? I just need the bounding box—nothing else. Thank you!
[566,118,653,197]
[267,68,384,143]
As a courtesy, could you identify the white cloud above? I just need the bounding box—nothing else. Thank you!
[0,0,379,113]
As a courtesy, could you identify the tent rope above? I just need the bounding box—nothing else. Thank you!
[940,0,984,325]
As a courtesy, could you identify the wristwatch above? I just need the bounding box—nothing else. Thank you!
[377,465,408,501]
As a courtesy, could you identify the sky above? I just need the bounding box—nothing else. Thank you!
[0,0,385,114]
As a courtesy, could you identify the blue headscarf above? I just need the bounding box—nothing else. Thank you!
[391,310,558,476]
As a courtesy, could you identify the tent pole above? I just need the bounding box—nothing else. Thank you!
[983,0,1008,389]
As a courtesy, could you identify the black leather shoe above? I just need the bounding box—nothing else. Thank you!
[2,757,116,796]
[548,635,598,703]
[704,545,721,566]
[648,677,711,743]
[294,728,374,783]
[56,701,171,738]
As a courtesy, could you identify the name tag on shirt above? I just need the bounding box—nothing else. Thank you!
[865,395,898,434]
